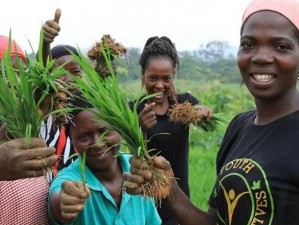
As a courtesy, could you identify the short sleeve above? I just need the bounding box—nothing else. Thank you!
[178,93,200,105]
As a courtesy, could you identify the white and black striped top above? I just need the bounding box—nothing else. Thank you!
[41,115,77,181]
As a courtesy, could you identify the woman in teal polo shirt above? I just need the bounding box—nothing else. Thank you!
[48,93,161,225]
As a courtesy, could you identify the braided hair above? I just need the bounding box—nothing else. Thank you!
[139,36,179,103]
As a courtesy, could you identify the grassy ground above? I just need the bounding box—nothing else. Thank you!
[189,146,217,210]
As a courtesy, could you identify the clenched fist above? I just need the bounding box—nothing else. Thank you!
[0,137,57,181]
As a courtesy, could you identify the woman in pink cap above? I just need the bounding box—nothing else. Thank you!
[123,0,299,224]
[0,35,57,180]
[0,35,27,73]
[0,35,26,60]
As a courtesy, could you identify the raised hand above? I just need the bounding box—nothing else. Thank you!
[42,8,61,44]
[0,137,57,181]
[59,181,91,221]
[139,102,156,131]
[196,104,213,121]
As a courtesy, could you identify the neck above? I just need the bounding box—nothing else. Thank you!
[254,91,299,125]
[92,159,122,182]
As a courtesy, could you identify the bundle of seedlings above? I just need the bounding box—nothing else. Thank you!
[0,33,69,169]
[168,101,222,131]
[87,34,127,77]
[71,46,172,202]
[30,34,71,127]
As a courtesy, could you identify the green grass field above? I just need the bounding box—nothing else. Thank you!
[189,146,217,210]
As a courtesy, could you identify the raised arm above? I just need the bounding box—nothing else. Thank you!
[40,8,61,65]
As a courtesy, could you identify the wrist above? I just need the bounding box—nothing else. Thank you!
[164,178,180,205]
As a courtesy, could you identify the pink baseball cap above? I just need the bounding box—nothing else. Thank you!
[0,35,26,62]
[242,0,299,31]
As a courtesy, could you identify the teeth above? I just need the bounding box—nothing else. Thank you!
[154,92,163,98]
[253,74,273,83]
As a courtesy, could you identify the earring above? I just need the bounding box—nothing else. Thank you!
[298,74,299,80]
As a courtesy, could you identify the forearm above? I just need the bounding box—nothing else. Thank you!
[43,43,51,65]
[165,181,217,225]
[0,124,6,142]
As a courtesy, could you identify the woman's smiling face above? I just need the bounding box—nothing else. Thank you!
[142,57,174,104]
[237,11,299,101]
[70,110,121,170]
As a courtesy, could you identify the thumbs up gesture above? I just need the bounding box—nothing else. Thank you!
[42,8,61,43]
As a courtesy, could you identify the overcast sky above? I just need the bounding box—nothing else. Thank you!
[1,0,251,54]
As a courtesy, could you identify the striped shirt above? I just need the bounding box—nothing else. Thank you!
[41,115,77,181]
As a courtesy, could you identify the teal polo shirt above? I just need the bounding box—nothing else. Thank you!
[49,154,161,225]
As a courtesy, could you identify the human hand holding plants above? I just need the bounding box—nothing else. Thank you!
[196,104,213,121]
[123,156,176,198]
[139,102,156,132]
[59,181,91,221]
[0,137,56,181]
[0,33,71,181]
[169,102,221,132]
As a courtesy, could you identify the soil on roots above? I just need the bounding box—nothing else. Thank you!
[141,160,173,204]
[168,102,202,126]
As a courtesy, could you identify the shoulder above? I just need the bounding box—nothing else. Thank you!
[128,96,146,112]
[177,93,200,105]
[49,159,81,192]
[128,100,136,109]
[227,110,255,129]
[216,110,255,173]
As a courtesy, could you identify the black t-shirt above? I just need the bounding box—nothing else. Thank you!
[209,110,299,225]
[130,93,199,225]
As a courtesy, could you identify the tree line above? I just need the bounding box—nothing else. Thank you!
[116,40,241,83]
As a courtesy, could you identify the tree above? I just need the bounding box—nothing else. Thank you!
[196,40,232,62]
[119,48,141,81]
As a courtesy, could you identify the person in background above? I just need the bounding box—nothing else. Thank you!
[0,35,26,66]
[42,44,81,174]
[41,10,127,176]
[123,0,299,224]
[0,35,56,225]
[48,92,161,225]
[41,8,82,95]
[128,36,213,225]
[40,9,82,176]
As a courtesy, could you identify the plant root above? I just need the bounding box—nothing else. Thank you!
[169,101,202,126]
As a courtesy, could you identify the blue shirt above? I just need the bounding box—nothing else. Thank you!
[49,154,161,225]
